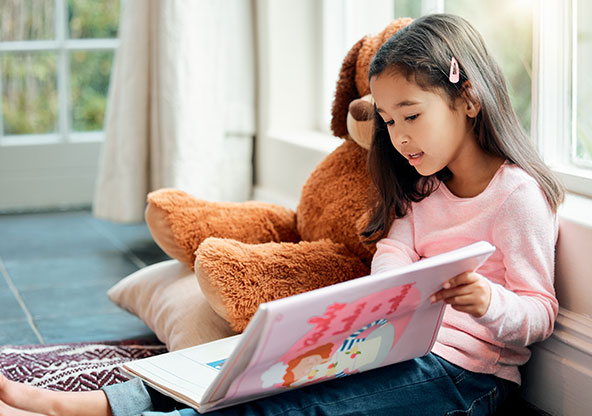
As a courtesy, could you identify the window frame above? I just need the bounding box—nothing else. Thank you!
[0,0,119,147]
[533,0,592,197]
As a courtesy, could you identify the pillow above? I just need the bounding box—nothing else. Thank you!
[108,260,236,351]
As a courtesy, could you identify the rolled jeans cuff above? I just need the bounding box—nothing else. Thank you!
[102,378,153,416]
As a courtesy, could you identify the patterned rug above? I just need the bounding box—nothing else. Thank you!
[0,340,168,391]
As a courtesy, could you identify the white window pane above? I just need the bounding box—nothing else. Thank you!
[576,0,592,166]
[445,0,533,134]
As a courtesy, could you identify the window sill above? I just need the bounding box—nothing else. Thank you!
[554,165,592,200]
[266,129,342,155]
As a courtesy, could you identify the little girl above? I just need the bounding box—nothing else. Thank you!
[0,13,564,416]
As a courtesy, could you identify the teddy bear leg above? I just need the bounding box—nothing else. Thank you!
[195,238,370,332]
[145,188,300,270]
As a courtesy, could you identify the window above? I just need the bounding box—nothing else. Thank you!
[534,0,592,197]
[0,0,119,145]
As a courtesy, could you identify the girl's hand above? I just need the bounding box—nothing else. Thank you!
[430,272,492,318]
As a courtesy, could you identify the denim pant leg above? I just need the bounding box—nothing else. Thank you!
[102,378,153,416]
[106,354,516,416]
[204,353,516,416]
[102,377,198,416]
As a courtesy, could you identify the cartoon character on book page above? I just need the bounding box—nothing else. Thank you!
[261,283,421,389]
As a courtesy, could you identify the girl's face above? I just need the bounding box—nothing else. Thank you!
[291,354,327,383]
[370,71,478,178]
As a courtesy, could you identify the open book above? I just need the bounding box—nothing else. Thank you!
[121,241,495,413]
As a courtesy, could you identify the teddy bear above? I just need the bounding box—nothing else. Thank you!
[145,18,412,332]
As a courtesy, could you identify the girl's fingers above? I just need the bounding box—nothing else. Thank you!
[442,272,478,289]
[441,293,477,306]
[430,283,475,303]
[430,272,492,317]
[443,293,489,317]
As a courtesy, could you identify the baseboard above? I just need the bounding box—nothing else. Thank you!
[0,142,101,211]
[520,308,592,415]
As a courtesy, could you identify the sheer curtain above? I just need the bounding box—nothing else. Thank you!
[93,0,255,223]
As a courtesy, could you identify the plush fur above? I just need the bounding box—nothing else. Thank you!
[145,19,412,332]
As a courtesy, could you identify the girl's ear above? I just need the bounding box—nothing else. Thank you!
[460,81,481,118]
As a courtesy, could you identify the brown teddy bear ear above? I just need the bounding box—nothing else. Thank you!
[355,17,413,98]
[330,36,365,139]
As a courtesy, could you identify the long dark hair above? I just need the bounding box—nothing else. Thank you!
[362,14,564,243]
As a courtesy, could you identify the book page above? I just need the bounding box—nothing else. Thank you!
[122,335,241,406]
[200,306,269,404]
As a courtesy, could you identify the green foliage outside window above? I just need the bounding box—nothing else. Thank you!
[1,52,58,134]
[0,0,55,41]
[70,51,114,132]
[0,0,118,137]
[68,0,119,39]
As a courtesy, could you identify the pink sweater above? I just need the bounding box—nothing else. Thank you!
[371,162,559,385]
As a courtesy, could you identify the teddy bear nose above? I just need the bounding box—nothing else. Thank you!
[348,98,374,122]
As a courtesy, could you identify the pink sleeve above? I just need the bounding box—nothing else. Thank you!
[476,183,559,346]
[371,210,420,275]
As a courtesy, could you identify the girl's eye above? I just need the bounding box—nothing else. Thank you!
[405,114,419,121]
[385,120,395,126]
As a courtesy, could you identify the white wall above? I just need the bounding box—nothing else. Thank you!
[254,0,332,207]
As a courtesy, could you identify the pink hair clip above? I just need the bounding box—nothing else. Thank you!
[449,56,460,83]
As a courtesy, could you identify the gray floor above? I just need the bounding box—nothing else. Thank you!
[0,209,170,345]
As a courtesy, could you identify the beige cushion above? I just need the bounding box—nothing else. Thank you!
[108,260,235,351]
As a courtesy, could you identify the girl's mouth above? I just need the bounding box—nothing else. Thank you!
[407,152,424,166]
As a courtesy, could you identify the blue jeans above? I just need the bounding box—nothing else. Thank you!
[103,353,516,416]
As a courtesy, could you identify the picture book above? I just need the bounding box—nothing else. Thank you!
[121,241,496,413]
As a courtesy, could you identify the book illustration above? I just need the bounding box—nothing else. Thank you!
[206,359,227,371]
[260,282,420,389]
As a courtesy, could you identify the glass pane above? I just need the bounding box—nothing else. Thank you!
[0,0,55,41]
[70,50,114,132]
[445,0,533,134]
[1,52,58,135]
[576,0,592,165]
[68,0,120,39]
[394,0,422,19]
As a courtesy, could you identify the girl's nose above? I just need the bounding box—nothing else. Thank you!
[396,132,409,145]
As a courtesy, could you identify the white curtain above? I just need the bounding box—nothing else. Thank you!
[93,0,255,223]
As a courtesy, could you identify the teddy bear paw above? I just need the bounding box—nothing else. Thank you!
[195,237,369,332]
